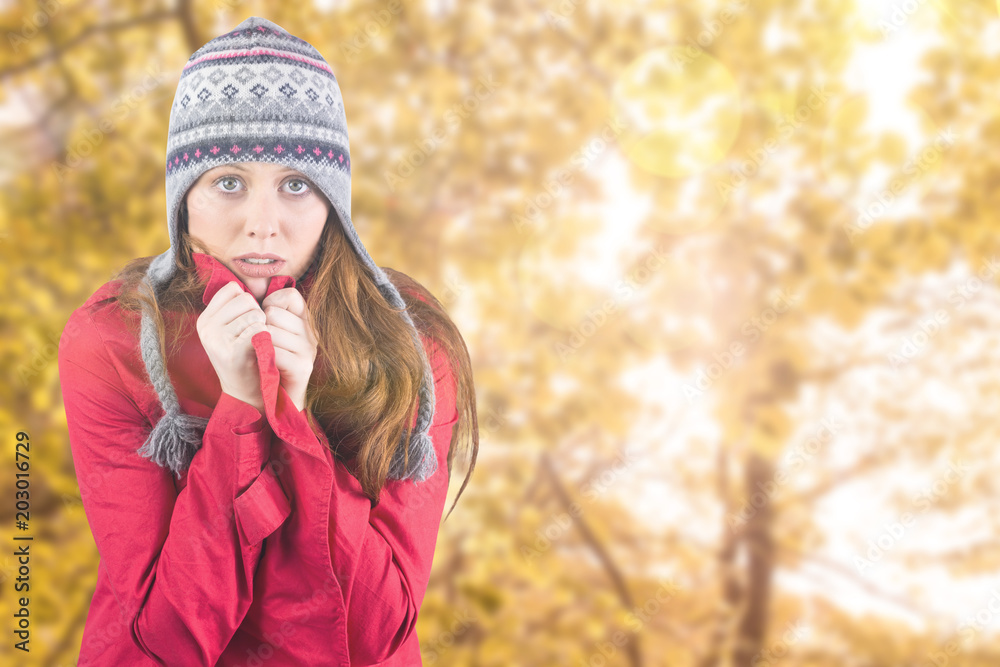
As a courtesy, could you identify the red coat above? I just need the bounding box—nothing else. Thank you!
[58,251,459,666]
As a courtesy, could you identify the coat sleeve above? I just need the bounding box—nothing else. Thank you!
[287,335,460,665]
[58,305,293,666]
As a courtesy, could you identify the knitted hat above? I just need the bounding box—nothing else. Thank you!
[136,16,437,483]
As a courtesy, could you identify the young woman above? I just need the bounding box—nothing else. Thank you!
[58,16,477,666]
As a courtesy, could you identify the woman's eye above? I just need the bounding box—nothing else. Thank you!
[212,176,310,195]
[217,177,242,193]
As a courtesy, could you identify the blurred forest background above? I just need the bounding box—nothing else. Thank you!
[2,0,1000,665]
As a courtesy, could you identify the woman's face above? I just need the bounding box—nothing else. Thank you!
[185,161,330,301]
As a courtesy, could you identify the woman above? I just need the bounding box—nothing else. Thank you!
[58,16,477,666]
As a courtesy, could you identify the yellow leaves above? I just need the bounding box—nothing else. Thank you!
[822,94,949,223]
[876,131,911,167]
[613,46,742,178]
[423,62,462,120]
[747,402,793,460]
[29,284,54,315]
[514,214,610,331]
[644,162,732,234]
[314,3,400,66]
[453,3,494,60]
[808,280,867,329]
[617,249,707,355]
[29,382,50,412]
[755,88,799,121]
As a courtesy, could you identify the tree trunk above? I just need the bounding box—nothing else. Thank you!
[697,445,743,667]
[731,453,775,667]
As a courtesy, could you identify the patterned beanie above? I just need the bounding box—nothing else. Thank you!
[136,15,437,483]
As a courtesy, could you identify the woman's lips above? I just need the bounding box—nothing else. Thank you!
[233,258,287,278]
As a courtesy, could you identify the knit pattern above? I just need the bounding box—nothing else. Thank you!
[139,16,437,483]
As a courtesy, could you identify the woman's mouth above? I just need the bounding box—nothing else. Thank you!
[233,257,287,277]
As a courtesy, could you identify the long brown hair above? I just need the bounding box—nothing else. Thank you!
[113,201,477,518]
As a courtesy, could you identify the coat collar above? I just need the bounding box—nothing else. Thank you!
[192,252,318,306]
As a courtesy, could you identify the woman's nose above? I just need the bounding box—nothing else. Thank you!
[244,190,279,237]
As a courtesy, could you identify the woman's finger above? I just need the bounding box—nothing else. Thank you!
[261,287,305,318]
[228,309,267,341]
[263,305,304,335]
[266,325,309,355]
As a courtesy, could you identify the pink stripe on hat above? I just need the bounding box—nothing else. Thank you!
[184,47,334,74]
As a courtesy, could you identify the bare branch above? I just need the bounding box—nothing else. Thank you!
[0,11,177,80]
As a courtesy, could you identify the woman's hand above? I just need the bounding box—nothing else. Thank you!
[197,282,267,413]
[261,288,318,412]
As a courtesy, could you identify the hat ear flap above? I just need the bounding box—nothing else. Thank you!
[135,264,207,477]
[387,346,439,484]
[384,298,438,483]
[137,411,208,480]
